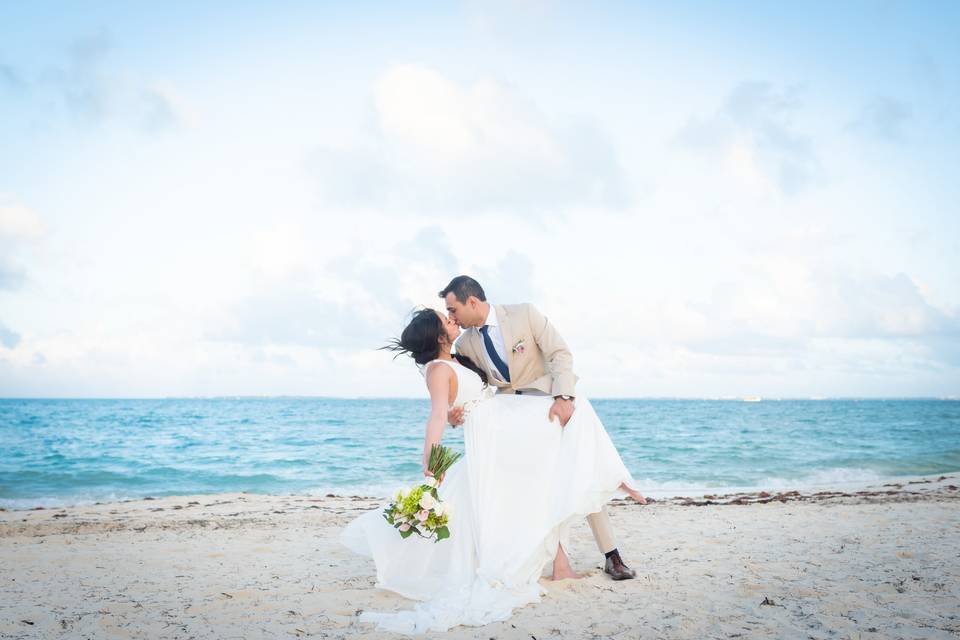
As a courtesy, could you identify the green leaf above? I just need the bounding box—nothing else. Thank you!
[399,527,414,539]
[435,526,450,541]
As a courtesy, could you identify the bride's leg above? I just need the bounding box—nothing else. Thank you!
[550,542,583,580]
[619,482,648,504]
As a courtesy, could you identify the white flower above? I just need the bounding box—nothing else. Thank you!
[419,493,436,510]
[422,476,437,488]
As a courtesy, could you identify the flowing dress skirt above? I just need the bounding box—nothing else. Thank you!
[339,394,639,634]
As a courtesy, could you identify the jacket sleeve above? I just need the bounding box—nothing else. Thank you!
[526,303,578,397]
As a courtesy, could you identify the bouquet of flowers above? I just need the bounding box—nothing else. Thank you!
[382,443,461,542]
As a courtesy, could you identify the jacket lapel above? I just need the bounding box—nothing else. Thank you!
[469,328,494,380]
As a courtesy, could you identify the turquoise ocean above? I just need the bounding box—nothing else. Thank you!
[1,398,958,510]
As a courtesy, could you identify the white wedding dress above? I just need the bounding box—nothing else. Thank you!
[340,358,640,634]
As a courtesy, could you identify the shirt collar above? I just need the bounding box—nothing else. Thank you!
[481,303,499,329]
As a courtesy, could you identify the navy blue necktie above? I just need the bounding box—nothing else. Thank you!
[480,325,511,382]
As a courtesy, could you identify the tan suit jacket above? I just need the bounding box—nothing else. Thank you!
[454,303,578,397]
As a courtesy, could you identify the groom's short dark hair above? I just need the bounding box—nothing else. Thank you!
[439,275,486,303]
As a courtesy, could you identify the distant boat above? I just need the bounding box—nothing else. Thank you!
[742,396,762,402]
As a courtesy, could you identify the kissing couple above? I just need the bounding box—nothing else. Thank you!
[340,275,647,634]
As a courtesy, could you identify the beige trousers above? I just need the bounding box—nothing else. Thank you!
[585,506,616,554]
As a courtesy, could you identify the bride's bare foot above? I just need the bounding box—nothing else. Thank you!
[551,566,583,580]
[620,482,648,504]
[550,543,583,580]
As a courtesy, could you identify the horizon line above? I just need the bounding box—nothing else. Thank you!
[1,395,958,401]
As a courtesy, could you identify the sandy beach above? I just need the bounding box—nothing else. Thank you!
[2,474,958,639]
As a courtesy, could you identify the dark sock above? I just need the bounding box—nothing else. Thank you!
[604,548,619,560]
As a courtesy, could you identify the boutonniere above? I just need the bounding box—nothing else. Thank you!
[511,338,526,355]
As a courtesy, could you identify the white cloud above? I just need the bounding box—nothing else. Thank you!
[674,81,824,196]
[0,321,20,349]
[672,266,959,373]
[207,225,461,351]
[395,226,458,274]
[137,84,191,132]
[374,64,559,169]
[845,95,913,143]
[471,250,537,304]
[0,199,47,240]
[248,223,315,279]
[22,31,191,132]
[0,197,46,291]
[309,63,628,215]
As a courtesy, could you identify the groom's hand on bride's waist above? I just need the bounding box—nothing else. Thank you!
[447,406,464,427]
[549,397,575,427]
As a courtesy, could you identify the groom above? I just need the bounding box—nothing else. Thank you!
[439,275,638,581]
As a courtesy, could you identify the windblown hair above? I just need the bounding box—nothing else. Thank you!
[438,275,486,304]
[380,308,489,385]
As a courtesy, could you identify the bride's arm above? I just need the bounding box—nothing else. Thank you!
[422,363,451,477]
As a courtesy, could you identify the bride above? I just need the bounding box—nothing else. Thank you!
[340,307,646,634]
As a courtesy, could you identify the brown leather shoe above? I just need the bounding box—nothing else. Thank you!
[603,549,637,580]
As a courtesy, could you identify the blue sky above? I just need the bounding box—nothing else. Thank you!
[1,1,958,398]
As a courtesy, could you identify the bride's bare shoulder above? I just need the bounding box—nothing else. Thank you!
[425,360,459,405]
[424,360,455,384]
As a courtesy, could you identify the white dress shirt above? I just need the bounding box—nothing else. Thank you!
[478,303,509,382]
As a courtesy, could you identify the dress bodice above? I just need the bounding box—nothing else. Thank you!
[425,358,496,408]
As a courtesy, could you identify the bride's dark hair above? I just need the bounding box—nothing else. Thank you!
[380,308,489,385]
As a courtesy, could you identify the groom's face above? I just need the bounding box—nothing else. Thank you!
[444,293,483,328]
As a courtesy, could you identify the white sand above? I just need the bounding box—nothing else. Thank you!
[1,474,958,639]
